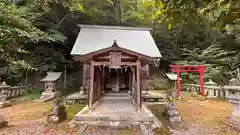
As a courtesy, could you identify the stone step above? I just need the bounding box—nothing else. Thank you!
[102,96,131,100]
[40,95,54,102]
[74,114,154,122]
[75,121,144,128]
[104,93,129,96]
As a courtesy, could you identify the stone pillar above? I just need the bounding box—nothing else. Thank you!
[215,89,219,98]
[225,90,229,98]
[226,95,240,127]
[207,87,215,98]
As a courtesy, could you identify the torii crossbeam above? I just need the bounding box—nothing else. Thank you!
[170,65,208,97]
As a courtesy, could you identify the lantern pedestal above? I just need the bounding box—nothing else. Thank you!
[228,95,240,117]
[225,95,240,130]
[40,91,59,102]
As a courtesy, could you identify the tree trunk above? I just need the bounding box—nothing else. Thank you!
[113,0,122,24]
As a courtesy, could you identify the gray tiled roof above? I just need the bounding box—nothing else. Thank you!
[40,72,62,82]
[71,25,162,57]
[166,73,182,81]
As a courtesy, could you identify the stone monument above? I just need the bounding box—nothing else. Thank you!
[163,95,181,128]
[47,94,67,123]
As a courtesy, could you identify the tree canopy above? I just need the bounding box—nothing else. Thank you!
[1,0,240,85]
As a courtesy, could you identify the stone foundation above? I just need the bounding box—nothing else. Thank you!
[40,91,58,102]
[74,93,161,134]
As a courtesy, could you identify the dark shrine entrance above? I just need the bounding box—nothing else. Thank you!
[105,67,130,93]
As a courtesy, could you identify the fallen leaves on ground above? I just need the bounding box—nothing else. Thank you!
[0,100,52,123]
[175,92,239,135]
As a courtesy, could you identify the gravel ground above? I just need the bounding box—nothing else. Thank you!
[172,124,221,135]
[1,120,143,135]
[0,119,77,135]
[0,121,235,135]
[81,126,143,135]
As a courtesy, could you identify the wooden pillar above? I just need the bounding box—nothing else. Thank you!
[82,63,87,94]
[146,64,149,77]
[102,68,105,94]
[132,68,135,96]
[89,60,94,112]
[98,69,101,99]
[176,70,181,97]
[136,60,141,109]
[116,69,119,92]
[199,70,205,96]
[128,71,131,90]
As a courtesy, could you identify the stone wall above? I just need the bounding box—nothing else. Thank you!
[0,85,30,99]
[183,83,240,99]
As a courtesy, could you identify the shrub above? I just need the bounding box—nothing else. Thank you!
[150,78,169,90]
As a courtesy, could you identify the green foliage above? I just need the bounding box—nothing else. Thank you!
[148,104,172,135]
[2,0,240,86]
[65,103,85,120]
[14,87,41,102]
[150,78,169,90]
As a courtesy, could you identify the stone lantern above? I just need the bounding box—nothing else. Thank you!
[205,79,217,98]
[40,72,62,101]
[166,73,181,97]
[226,88,240,128]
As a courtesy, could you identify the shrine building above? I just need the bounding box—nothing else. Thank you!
[71,25,162,111]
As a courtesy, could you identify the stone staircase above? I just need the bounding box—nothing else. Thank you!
[102,92,131,100]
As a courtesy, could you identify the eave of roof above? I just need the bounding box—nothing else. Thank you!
[78,24,152,31]
[40,72,62,82]
[73,45,153,62]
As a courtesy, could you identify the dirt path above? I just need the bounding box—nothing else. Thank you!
[175,93,239,135]
[0,100,52,124]
[0,101,141,135]
[0,101,79,135]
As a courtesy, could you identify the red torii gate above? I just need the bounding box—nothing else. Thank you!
[170,65,208,97]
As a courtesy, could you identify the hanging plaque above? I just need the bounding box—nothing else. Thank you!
[110,52,121,68]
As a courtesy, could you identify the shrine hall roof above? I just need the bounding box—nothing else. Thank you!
[71,24,162,58]
[40,72,62,82]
